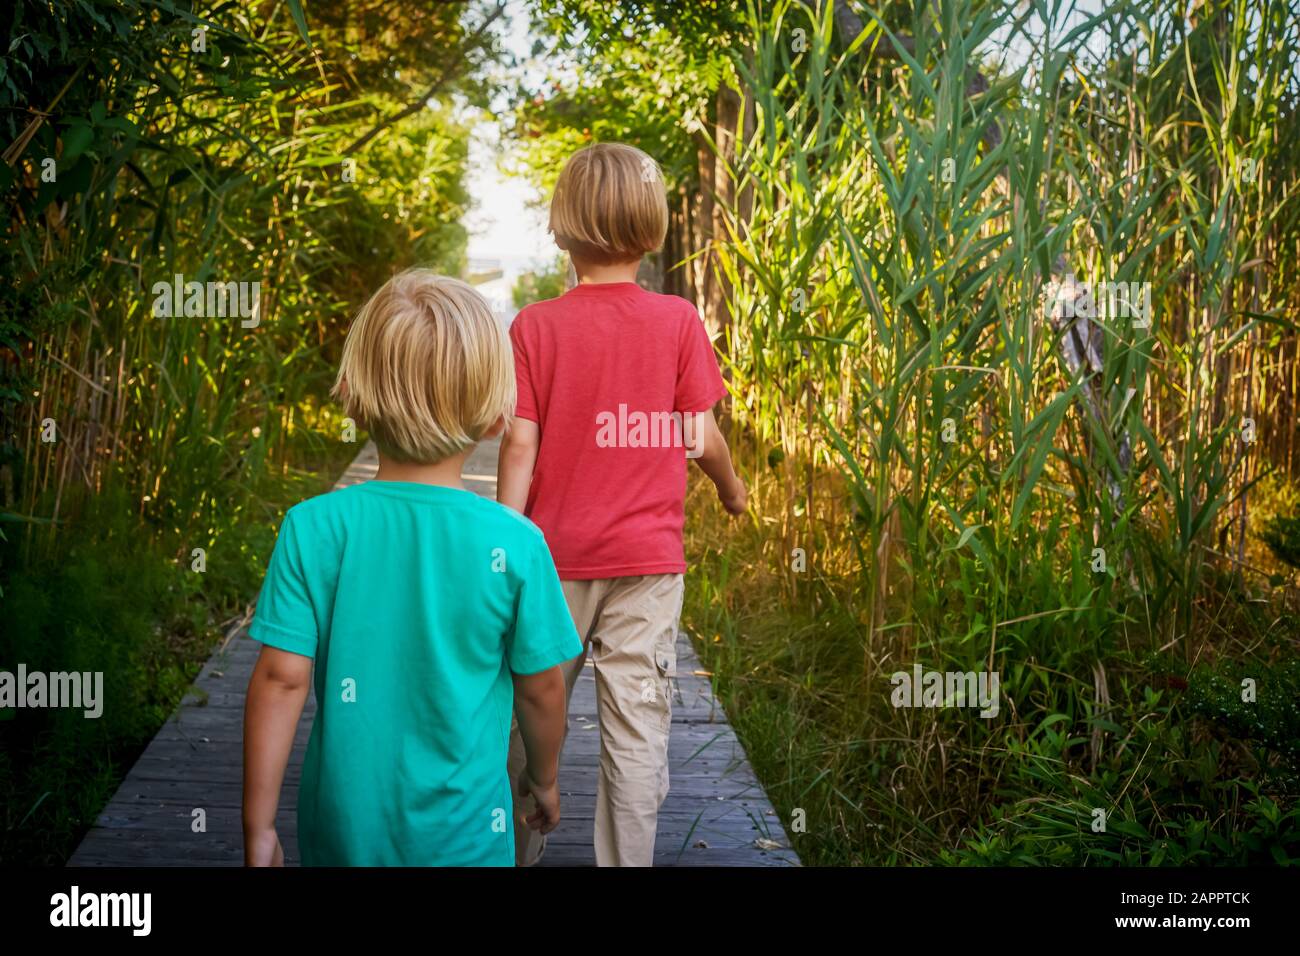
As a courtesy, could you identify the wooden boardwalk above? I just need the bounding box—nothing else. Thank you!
[69,440,798,867]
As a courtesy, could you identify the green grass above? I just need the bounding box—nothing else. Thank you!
[0,427,358,865]
[0,0,475,865]
[682,468,1300,866]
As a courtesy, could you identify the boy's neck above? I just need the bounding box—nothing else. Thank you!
[572,256,642,286]
[375,449,472,489]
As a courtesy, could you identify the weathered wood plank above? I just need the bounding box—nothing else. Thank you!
[68,440,798,867]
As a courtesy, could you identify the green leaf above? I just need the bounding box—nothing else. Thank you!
[286,0,312,47]
[953,523,982,551]
[61,124,94,163]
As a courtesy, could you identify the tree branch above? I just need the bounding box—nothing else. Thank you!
[343,1,505,156]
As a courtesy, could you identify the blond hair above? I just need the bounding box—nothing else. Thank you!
[549,142,668,265]
[332,270,514,464]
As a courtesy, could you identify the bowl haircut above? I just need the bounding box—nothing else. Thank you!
[549,142,669,265]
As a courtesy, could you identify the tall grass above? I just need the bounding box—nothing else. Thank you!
[693,0,1300,863]
[0,0,483,862]
[2,3,472,558]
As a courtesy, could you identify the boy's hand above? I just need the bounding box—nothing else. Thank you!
[245,827,284,867]
[718,477,748,516]
[692,410,747,516]
[518,768,562,834]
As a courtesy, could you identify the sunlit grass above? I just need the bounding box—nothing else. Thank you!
[684,0,1300,865]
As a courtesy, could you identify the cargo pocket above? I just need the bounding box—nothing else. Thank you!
[655,638,678,679]
[650,637,677,734]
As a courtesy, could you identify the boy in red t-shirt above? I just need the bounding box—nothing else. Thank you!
[499,142,747,866]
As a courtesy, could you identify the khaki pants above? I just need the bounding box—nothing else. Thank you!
[507,573,684,867]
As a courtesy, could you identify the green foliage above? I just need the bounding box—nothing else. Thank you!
[509,1,734,193]
[1261,513,1300,569]
[1,1,483,547]
[0,425,356,863]
[0,0,496,862]
[1186,659,1300,770]
[0,487,222,864]
[676,0,1300,867]
[687,493,1300,865]
[511,257,567,308]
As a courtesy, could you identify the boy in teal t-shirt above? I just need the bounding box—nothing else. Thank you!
[243,270,581,867]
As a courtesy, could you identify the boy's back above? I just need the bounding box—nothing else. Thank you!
[252,465,575,865]
[245,270,578,868]
[500,142,745,867]
[511,281,725,579]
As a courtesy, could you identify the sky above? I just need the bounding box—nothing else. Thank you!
[462,0,556,316]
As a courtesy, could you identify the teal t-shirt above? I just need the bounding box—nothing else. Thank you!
[249,479,581,866]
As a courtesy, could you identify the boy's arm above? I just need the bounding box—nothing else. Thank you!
[497,418,540,513]
[243,646,312,866]
[691,408,747,516]
[512,666,567,833]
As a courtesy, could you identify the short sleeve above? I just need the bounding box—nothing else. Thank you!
[506,538,581,675]
[674,307,727,413]
[249,509,319,659]
[510,315,540,424]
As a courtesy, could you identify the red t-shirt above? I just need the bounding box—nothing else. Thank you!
[510,282,727,580]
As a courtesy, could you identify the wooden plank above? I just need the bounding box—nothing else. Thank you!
[80,806,783,842]
[69,440,798,868]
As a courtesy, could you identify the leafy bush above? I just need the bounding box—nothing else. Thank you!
[0,0,489,862]
[512,257,568,308]
[1261,513,1300,570]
